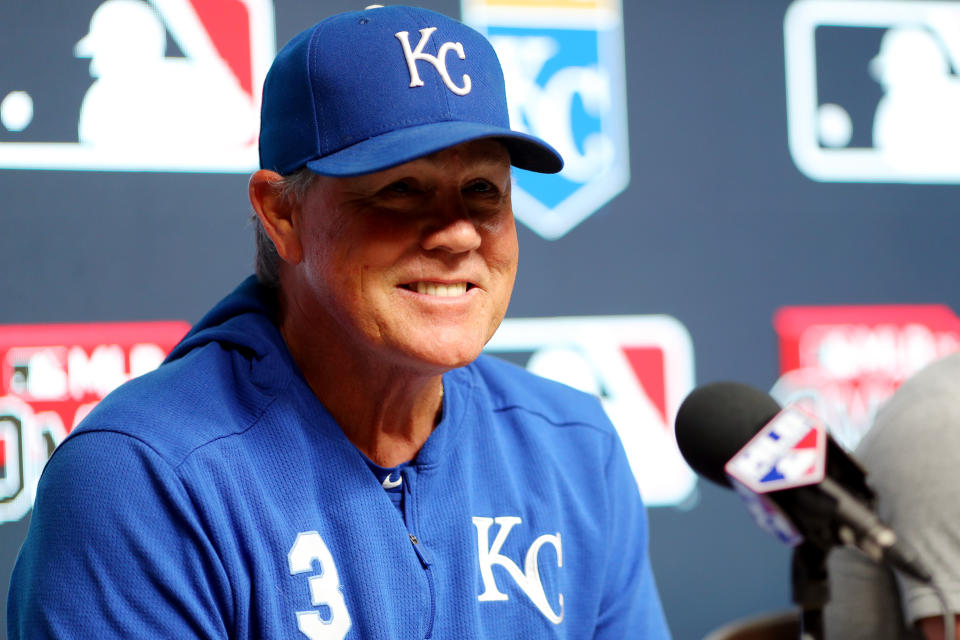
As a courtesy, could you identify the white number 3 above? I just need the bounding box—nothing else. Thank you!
[288,531,352,640]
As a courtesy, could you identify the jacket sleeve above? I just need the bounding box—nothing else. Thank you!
[7,430,232,640]
[593,430,672,639]
[824,545,915,639]
[867,392,960,628]
[825,353,960,637]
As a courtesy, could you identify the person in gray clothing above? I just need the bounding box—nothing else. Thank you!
[825,352,960,639]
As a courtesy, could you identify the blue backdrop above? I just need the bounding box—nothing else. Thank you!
[3,1,959,637]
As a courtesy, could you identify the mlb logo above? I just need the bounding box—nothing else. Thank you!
[485,315,696,507]
[725,405,827,494]
[0,0,275,172]
[462,0,630,239]
[784,0,960,183]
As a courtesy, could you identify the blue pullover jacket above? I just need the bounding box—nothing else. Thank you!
[8,277,671,639]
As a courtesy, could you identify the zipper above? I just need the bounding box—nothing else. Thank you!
[404,470,436,639]
[408,533,436,639]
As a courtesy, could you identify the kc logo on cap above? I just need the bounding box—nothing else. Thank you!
[396,27,472,96]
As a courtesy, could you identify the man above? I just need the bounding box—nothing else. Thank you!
[8,6,671,638]
[825,352,960,640]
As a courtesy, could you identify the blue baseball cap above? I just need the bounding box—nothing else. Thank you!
[258,5,563,177]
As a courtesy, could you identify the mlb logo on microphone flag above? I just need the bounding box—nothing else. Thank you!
[725,405,827,494]
[461,0,630,240]
[0,0,275,172]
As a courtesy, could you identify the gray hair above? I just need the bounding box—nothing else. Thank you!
[252,167,318,288]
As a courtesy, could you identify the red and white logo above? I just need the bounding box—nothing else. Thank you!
[725,405,827,494]
[772,304,960,450]
[0,321,189,523]
[485,315,696,507]
[0,0,275,172]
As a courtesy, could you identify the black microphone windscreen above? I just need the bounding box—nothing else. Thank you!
[675,381,781,488]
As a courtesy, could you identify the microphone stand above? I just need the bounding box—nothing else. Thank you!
[792,542,829,640]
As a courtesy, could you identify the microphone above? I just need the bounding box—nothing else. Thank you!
[675,381,931,583]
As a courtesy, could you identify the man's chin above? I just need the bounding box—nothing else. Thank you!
[396,337,486,373]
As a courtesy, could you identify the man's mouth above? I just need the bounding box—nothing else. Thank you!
[401,282,472,297]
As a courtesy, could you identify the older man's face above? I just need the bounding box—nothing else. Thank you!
[290,139,517,374]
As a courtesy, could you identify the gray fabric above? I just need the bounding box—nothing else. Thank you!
[825,352,960,639]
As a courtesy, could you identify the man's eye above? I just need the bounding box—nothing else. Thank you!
[465,180,495,194]
[387,180,412,193]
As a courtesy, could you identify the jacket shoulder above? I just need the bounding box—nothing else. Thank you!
[71,341,276,466]
[470,354,613,434]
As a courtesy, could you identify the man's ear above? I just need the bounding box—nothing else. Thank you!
[249,169,304,264]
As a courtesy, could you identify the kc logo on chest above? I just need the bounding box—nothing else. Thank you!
[473,516,564,624]
[395,27,472,96]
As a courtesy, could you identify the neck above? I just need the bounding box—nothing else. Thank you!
[278,297,444,468]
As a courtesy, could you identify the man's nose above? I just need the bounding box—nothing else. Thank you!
[420,201,483,254]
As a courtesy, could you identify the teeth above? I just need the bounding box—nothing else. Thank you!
[414,282,468,297]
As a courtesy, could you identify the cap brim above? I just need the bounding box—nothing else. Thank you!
[304,121,563,177]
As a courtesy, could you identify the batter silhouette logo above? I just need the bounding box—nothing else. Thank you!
[0,321,189,524]
[485,315,696,507]
[785,0,960,183]
[725,405,827,494]
[0,0,275,172]
[462,0,630,239]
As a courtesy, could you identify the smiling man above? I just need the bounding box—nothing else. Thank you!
[8,6,671,639]
[251,140,519,468]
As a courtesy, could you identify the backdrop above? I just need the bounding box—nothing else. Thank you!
[3,1,960,637]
